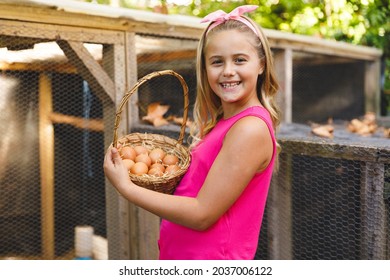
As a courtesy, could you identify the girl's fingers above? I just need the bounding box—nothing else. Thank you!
[111,147,122,164]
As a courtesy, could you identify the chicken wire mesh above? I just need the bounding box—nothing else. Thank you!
[256,123,390,260]
[0,35,109,259]
[136,35,197,128]
[291,52,366,124]
[0,27,199,259]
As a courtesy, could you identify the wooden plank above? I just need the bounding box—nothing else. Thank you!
[364,59,381,115]
[292,53,358,66]
[123,32,143,260]
[48,112,104,132]
[280,139,390,163]
[0,61,77,74]
[125,33,140,132]
[107,32,162,260]
[360,162,387,259]
[274,49,293,123]
[0,4,202,40]
[103,104,119,259]
[38,73,55,260]
[268,153,293,259]
[137,209,160,260]
[0,2,125,31]
[277,123,390,163]
[57,40,115,102]
[101,39,131,260]
[0,35,47,49]
[102,38,134,259]
[265,29,383,61]
[0,19,124,45]
[138,49,197,63]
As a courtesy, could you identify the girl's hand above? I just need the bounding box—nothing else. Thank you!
[103,145,131,192]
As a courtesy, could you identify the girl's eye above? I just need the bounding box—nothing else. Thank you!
[235,57,247,63]
[210,59,222,65]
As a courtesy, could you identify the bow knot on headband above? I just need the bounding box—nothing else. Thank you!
[201,5,259,36]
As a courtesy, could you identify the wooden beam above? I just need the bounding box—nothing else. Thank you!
[364,59,381,116]
[57,40,115,102]
[137,210,160,259]
[0,61,77,74]
[38,73,55,260]
[265,29,383,61]
[101,41,131,260]
[49,112,104,132]
[268,153,293,259]
[360,162,387,259]
[138,50,196,63]
[0,35,47,50]
[0,18,124,45]
[278,123,390,163]
[274,49,293,123]
[123,32,142,260]
[0,3,202,40]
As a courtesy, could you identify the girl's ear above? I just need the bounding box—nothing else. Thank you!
[258,61,265,75]
[258,66,264,75]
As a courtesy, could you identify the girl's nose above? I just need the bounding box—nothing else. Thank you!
[223,63,235,77]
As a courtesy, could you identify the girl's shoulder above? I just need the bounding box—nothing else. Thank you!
[225,106,275,144]
[228,115,270,140]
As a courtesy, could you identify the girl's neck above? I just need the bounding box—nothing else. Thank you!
[222,100,262,119]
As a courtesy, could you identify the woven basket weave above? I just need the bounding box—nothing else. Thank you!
[112,70,191,194]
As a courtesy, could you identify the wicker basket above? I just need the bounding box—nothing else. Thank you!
[112,70,191,194]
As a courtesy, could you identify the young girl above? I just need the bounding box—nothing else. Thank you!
[104,5,280,260]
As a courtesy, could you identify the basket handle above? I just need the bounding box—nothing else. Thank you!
[113,70,189,148]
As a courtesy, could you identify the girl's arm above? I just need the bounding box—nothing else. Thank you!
[103,116,273,231]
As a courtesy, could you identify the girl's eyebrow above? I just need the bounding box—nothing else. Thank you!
[207,52,250,58]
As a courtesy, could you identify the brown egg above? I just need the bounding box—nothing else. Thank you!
[130,162,148,175]
[149,148,166,163]
[163,154,179,166]
[134,145,149,155]
[148,167,164,177]
[120,146,136,161]
[135,153,152,167]
[150,163,165,173]
[123,159,135,171]
[165,164,180,174]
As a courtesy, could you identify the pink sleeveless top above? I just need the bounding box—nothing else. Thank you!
[158,106,276,260]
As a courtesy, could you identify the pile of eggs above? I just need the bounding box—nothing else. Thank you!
[120,145,181,177]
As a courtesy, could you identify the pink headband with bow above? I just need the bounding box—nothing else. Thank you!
[201,5,259,36]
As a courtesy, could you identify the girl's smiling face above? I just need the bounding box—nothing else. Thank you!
[204,29,263,109]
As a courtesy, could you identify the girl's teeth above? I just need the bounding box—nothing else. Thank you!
[222,82,239,88]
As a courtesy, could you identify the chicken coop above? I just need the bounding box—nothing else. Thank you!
[0,0,387,260]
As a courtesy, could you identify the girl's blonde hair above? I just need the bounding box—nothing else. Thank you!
[190,17,281,151]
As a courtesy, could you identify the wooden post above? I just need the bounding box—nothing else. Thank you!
[274,48,293,123]
[101,39,130,260]
[364,59,381,115]
[360,162,386,259]
[268,152,293,259]
[136,210,160,259]
[38,73,55,260]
